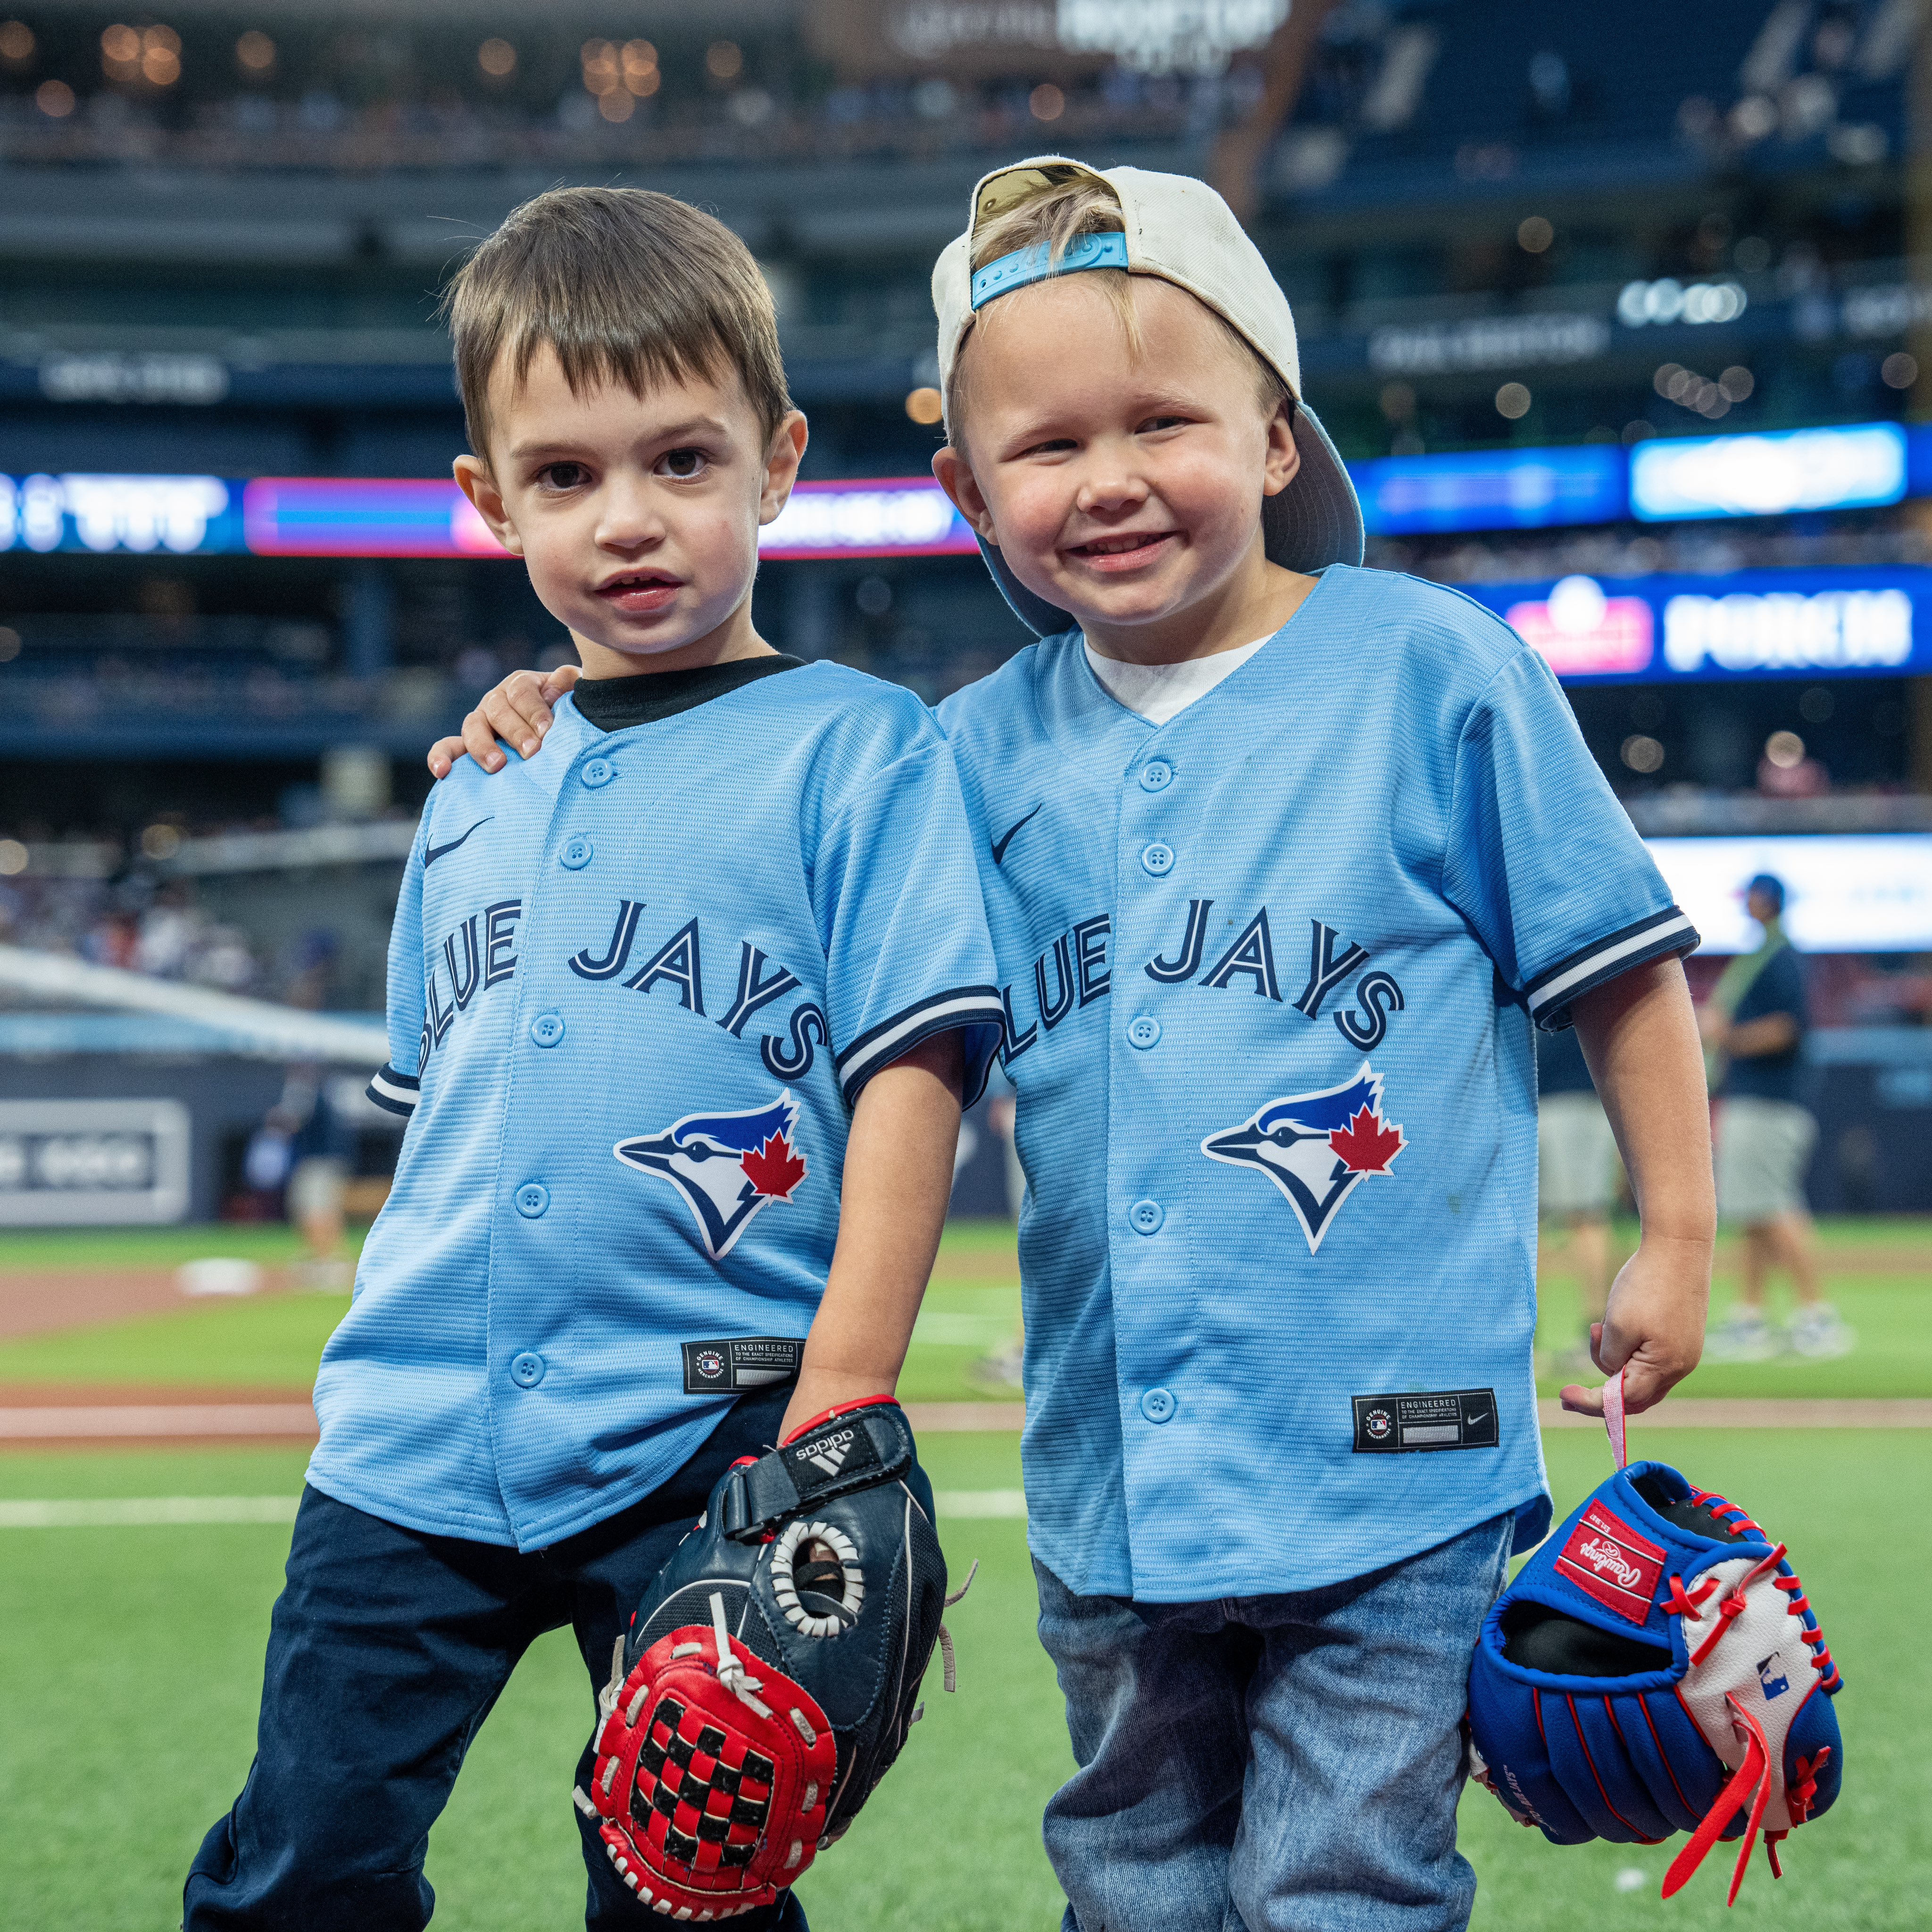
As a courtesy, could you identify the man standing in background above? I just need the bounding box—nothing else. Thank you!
[1700,873,1854,1361]
[1536,1023,1620,1377]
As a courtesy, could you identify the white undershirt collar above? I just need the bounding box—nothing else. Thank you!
[1083,633,1273,726]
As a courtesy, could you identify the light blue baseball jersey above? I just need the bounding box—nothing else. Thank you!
[313,660,1003,1551]
[936,565,1698,1602]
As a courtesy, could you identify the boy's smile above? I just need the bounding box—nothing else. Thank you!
[934,274,1316,666]
[454,347,806,679]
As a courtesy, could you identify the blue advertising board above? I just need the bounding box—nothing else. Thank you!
[1460,568,1928,683]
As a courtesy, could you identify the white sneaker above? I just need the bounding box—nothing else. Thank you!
[1704,1310,1780,1362]
[1788,1304,1857,1360]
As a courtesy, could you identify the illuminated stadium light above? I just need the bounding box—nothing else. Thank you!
[1504,575,1655,676]
[1630,423,1907,521]
[1351,446,1624,535]
[1616,278,1748,327]
[1055,0,1289,76]
[0,474,230,554]
[1646,835,1932,954]
[1662,587,1913,675]
[758,480,972,557]
[233,477,975,560]
[1456,569,1932,684]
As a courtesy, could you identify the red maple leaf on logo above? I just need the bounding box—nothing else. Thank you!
[741,1132,807,1200]
[1329,1105,1405,1174]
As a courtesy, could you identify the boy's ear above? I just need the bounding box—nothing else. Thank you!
[932,445,998,547]
[758,409,810,525]
[453,455,523,556]
[1260,400,1303,501]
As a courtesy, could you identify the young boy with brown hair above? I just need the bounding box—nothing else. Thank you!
[184,186,1002,1932]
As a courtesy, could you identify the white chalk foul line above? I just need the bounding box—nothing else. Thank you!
[0,1495,301,1527]
[934,1489,1027,1518]
[0,1491,1032,1529]
[0,1405,316,1438]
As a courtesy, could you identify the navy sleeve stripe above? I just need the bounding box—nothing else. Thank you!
[835,989,1008,1103]
[366,1064,420,1116]
[1523,906,1694,998]
[833,985,1002,1072]
[1526,908,1700,1030]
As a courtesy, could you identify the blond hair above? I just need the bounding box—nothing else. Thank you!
[949,175,1289,434]
[443,186,791,465]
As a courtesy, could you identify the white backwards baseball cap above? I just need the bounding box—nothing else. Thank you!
[932,155,1365,638]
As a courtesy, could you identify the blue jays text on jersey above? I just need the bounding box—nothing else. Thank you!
[936,564,1697,1603]
[314,664,1002,1551]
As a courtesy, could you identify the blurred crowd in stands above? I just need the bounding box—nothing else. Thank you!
[0,21,1266,171]
[0,868,331,998]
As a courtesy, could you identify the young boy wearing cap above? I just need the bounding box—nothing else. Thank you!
[444,159,1716,1931]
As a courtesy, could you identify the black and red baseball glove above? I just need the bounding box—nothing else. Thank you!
[577,1396,957,1920]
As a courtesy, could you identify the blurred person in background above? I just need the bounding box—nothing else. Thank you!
[246,1066,355,1287]
[1536,1024,1621,1377]
[1699,873,1854,1360]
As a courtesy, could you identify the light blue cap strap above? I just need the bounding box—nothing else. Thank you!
[969,230,1129,310]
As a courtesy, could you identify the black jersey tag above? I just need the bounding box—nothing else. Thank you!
[681,1336,804,1394]
[1353,1389,1500,1453]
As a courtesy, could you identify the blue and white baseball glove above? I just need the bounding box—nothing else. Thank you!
[1467,1439,1842,1906]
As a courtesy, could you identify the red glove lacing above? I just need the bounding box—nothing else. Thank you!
[1655,1491,1837,1904]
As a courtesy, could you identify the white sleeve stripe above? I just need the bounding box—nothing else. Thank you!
[1527,911,1699,1015]
[366,1066,420,1114]
[836,993,1008,1098]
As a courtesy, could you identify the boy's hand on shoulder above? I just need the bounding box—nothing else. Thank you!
[426,665,581,779]
[1559,1232,1708,1417]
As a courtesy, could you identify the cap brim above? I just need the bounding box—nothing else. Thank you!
[977,402,1365,640]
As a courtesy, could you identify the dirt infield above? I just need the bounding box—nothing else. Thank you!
[0,1383,316,1447]
[0,1269,190,1338]
[3,1387,1930,1450]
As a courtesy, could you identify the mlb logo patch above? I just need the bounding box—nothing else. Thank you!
[1554,1502,1666,1624]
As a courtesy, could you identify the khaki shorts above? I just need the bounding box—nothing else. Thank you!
[1538,1091,1619,1219]
[1715,1098,1816,1224]
[287,1156,349,1224]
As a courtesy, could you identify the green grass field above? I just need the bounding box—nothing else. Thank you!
[5,1215,1928,1402]
[0,1430,1923,1931]
[2,1216,1929,1929]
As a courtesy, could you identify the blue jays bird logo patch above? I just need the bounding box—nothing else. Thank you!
[614,1091,808,1260]
[1201,1062,1405,1254]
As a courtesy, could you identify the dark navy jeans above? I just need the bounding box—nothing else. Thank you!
[184,1382,807,1932]
[1034,1513,1516,1932]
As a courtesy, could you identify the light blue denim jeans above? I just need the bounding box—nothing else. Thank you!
[1034,1513,1515,1932]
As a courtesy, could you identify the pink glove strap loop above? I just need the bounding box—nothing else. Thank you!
[1602,1366,1627,1469]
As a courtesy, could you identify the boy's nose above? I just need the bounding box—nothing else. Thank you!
[593,482,668,548]
[1074,464,1149,515]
